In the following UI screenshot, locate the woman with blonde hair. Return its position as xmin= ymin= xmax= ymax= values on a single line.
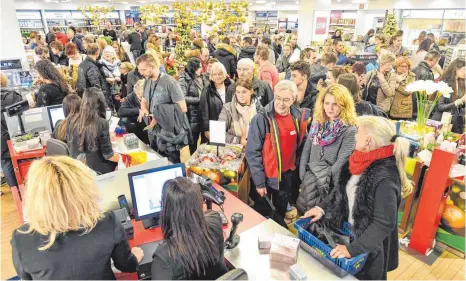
xmin=304 ymin=115 xmax=412 ymax=280
xmin=389 ymin=56 xmax=416 ymax=119
xmin=363 ymin=52 xmax=396 ymax=113
xmin=11 ymin=156 xmax=144 ymax=279
xmin=96 ymin=37 xmax=108 ymax=54
xmin=297 ymin=84 xmax=357 ymax=213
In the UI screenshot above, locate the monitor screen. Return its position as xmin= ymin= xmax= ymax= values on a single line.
xmin=128 ymin=164 xmax=186 ymax=220
xmin=47 ymin=105 xmax=65 ymax=130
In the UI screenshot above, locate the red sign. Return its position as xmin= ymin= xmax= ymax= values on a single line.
xmin=315 ymin=17 xmax=327 ymax=35
xmin=330 ymin=12 xmax=342 ymax=19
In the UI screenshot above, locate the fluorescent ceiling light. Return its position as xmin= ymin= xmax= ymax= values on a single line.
xmin=256 ymin=0 xmax=266 ymax=3
xmin=296 ymin=1 xmax=300 ymax=4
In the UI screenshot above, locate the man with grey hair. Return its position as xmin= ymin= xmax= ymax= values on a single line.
xmin=226 ymin=58 xmax=274 ymax=107
xmin=412 ymin=50 xmax=441 ymax=81
xmin=246 ymin=80 xmax=311 ymax=227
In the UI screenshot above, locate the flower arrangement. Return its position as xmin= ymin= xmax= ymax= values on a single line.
xmin=406 ymin=80 xmax=453 ymax=133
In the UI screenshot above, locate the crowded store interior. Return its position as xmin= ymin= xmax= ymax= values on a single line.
xmin=0 ymin=0 xmax=465 ymax=280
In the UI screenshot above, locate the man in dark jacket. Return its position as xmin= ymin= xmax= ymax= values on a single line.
xmin=226 ymin=58 xmax=273 ymax=108
xmin=238 ymin=37 xmax=256 ymax=60
xmin=103 ymin=21 xmax=118 ymax=42
xmin=412 ymin=50 xmax=441 ymax=81
xmin=127 ymin=25 xmax=144 ymax=60
xmin=0 ymin=74 xmax=22 ymax=189
xmin=213 ymin=37 xmax=237 ymax=78
xmin=77 ymin=43 xmax=108 ymax=97
xmin=246 ymin=80 xmax=311 ymax=227
xmin=289 ymin=61 xmax=316 ymax=113
xmin=75 ymin=28 xmax=85 ymax=41
xmin=207 ymin=35 xmax=217 ymax=55
xmin=66 ymin=27 xmax=85 ymax=54
xmin=118 ymin=80 xmax=148 ymax=144
xmin=126 ymin=67 xmax=144 ymax=95
xmin=50 ymin=41 xmax=69 ymax=66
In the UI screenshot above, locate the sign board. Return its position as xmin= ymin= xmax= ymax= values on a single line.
xmin=71 ymin=11 xmax=85 ymax=19
xmin=255 ymin=12 xmax=267 ymax=18
xmin=16 ymin=11 xmax=42 ymax=20
xmin=45 ymin=11 xmax=72 ymax=19
xmin=315 ymin=17 xmax=327 ymax=35
xmin=209 ymin=120 xmax=226 ymax=146
xmin=0 ymin=59 xmax=22 ymax=71
xmin=330 ymin=11 xmax=342 ymax=19
xmin=267 ymin=11 xmax=278 ymax=17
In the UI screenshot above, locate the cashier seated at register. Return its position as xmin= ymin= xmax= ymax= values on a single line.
xmin=67 ymin=87 xmax=120 ymax=174
xmin=11 ymin=156 xmax=144 ymax=280
xmin=151 ymin=177 xmax=228 ymax=280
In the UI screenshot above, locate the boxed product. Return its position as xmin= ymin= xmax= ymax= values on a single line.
xmin=269 ymin=234 xmax=300 ymax=264
xmin=289 ymin=264 xmax=307 ymax=281
xmin=258 ymin=235 xmax=273 ymax=249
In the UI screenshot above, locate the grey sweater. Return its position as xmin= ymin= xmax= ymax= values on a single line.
xmin=297 ymin=125 xmax=356 ymax=213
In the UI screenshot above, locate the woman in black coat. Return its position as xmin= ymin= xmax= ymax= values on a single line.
xmin=118 ymin=80 xmax=149 ymax=144
xmin=431 ymin=58 xmax=465 ymax=133
xmin=67 ymin=87 xmax=120 ymax=175
xmin=303 ymin=116 xmax=413 ymax=280
xmin=213 ymin=39 xmax=237 ymax=78
xmin=179 ymin=58 xmax=207 ymax=154
xmin=199 ymin=62 xmax=232 ymax=143
xmin=34 ymin=60 xmax=71 ymax=107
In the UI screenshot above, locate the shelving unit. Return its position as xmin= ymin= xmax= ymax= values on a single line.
xmin=254 ymin=11 xmax=278 ymax=31
xmin=17 ymin=11 xmax=46 ymax=35
xmin=328 ymin=18 xmax=356 ymax=38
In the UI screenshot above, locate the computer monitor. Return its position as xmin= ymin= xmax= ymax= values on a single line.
xmin=128 ymin=163 xmax=186 ymax=229
xmin=46 ymin=105 xmax=65 ymax=130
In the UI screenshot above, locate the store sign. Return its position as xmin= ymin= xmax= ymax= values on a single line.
xmin=0 ymin=59 xmax=22 ymax=71
xmin=315 ymin=17 xmax=327 ymax=35
xmin=17 ymin=11 xmax=42 ymax=20
xmin=256 ymin=12 xmax=267 ymax=18
xmin=45 ymin=11 xmax=72 ymax=19
xmin=267 ymin=11 xmax=278 ymax=17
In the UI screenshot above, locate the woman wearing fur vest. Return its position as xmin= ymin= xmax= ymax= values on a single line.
xmin=303 ymin=116 xmax=413 ymax=280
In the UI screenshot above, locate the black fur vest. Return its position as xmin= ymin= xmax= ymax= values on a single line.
xmin=321 ymin=156 xmax=401 ymax=237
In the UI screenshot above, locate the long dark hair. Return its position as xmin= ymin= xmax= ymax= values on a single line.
xmin=338 ymin=73 xmax=360 ymax=103
xmin=57 ymin=94 xmax=82 ymax=142
xmin=186 ymin=58 xmax=202 ymax=79
xmin=442 ymin=58 xmax=466 ymax=100
xmin=161 ymin=177 xmax=219 ymax=277
xmin=67 ymin=88 xmax=107 ymax=152
xmin=34 ymin=60 xmax=71 ymax=95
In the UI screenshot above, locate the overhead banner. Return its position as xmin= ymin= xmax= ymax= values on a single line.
xmin=315 ymin=17 xmax=327 ymax=35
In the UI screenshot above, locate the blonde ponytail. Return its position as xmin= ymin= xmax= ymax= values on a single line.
xmin=393 ymin=136 xmax=413 ymax=198
xmin=356 ymin=116 xmax=413 ymax=198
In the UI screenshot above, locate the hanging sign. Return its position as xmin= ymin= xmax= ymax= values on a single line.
xmin=315 ymin=17 xmax=327 ymax=35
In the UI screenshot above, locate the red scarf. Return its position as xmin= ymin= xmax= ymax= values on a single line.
xmin=349 ymin=144 xmax=394 ymax=175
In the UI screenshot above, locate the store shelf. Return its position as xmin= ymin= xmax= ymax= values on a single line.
xmin=20 ymin=27 xmax=44 ymax=29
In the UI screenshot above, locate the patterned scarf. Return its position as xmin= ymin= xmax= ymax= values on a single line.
xmin=309 ymin=119 xmax=346 ymax=146
xmin=232 ymin=96 xmax=257 ymax=138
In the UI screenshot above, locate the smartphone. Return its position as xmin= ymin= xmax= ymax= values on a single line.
xmin=118 ymin=194 xmax=133 ymax=219
xmin=142 ymin=115 xmax=153 ymax=126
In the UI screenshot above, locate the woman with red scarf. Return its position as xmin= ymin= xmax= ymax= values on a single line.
xmin=303 ymin=116 xmax=413 ymax=280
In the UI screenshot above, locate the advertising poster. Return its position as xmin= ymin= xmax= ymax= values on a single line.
xmin=315 ymin=17 xmax=327 ymax=35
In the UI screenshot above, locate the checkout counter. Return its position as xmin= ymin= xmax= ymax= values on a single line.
xmin=7 ymin=107 xmax=356 ymax=281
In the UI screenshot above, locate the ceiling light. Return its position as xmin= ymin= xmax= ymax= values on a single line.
xmin=256 ymin=0 xmax=266 ymax=3
xmin=296 ymin=1 xmax=300 ymax=4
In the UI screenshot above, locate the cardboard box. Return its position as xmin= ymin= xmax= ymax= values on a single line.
xmin=269 ymin=234 xmax=300 ymax=264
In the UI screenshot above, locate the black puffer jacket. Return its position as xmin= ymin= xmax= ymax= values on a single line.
xmin=214 ymin=43 xmax=237 ymax=78
xmin=77 ymin=56 xmax=109 ymax=97
xmin=412 ymin=61 xmax=434 ymax=81
xmin=199 ymin=79 xmax=232 ymax=133
xmin=52 ymin=51 xmax=69 ymax=66
xmin=1 ymin=89 xmax=23 ymax=159
xmin=318 ymin=157 xmax=401 ymax=280
xmin=126 ymin=68 xmax=144 ymax=95
xmin=238 ymin=46 xmax=256 ymax=60
xmin=178 ymin=71 xmax=206 ymax=133
xmin=226 ymin=78 xmax=274 ymax=108
xmin=356 ymin=101 xmax=387 ymax=117
xmin=127 ymin=32 xmax=143 ymax=51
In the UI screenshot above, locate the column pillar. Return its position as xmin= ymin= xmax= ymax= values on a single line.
xmin=0 ymin=0 xmax=26 ymax=65
xmin=298 ymin=0 xmax=331 ymax=46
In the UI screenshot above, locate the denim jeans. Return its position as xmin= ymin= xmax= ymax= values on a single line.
xmin=1 ymin=158 xmax=17 ymax=187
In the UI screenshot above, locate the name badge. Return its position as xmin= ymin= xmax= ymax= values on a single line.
xmin=290 ymin=131 xmax=296 ymax=136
